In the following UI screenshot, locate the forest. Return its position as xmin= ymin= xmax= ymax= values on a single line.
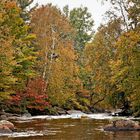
xmin=0 ymin=0 xmax=140 ymax=117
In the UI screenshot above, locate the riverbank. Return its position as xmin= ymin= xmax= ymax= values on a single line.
xmin=0 ymin=109 xmax=139 ymax=121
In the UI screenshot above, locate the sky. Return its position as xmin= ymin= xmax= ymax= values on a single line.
xmin=32 ymin=0 xmax=112 ymax=30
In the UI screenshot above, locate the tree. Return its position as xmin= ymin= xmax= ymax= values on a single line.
xmin=104 ymin=0 xmax=140 ymax=30
xmin=8 ymin=3 xmax=37 ymax=92
xmin=0 ymin=1 xmax=18 ymax=102
xmin=68 ymin=6 xmax=94 ymax=52
xmin=110 ymin=30 xmax=140 ymax=115
xmin=63 ymin=6 xmax=94 ymax=108
xmin=16 ymin=0 xmax=37 ymax=21
xmin=127 ymin=0 xmax=140 ymax=29
xmin=83 ymin=18 xmax=123 ymax=108
xmin=31 ymin=5 xmax=80 ymax=107
xmin=0 ymin=0 xmax=37 ymax=112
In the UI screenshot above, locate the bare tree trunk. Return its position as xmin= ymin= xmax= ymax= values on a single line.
xmin=46 ymin=25 xmax=56 ymax=84
xmin=42 ymin=25 xmax=56 ymax=92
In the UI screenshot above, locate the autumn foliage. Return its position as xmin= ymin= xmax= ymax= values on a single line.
xmin=7 ymin=77 xmax=49 ymax=112
xmin=0 ymin=0 xmax=140 ymax=116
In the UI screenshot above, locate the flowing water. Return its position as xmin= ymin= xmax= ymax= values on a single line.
xmin=0 ymin=113 xmax=140 ymax=140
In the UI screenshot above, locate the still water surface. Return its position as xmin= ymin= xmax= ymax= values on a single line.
xmin=0 ymin=114 xmax=140 ymax=140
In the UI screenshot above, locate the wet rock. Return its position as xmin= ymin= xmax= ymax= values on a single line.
xmin=104 ymin=120 xmax=140 ymax=131
xmin=0 ymin=115 xmax=8 ymax=120
xmin=0 ymin=111 xmax=20 ymax=120
xmin=90 ymin=108 xmax=105 ymax=113
xmin=0 ymin=120 xmax=15 ymax=130
xmin=111 ymin=109 xmax=123 ymax=116
xmin=111 ymin=108 xmax=131 ymax=117
xmin=0 ymin=125 xmax=12 ymax=133
xmin=22 ymin=113 xmax=32 ymax=117
xmin=0 ymin=120 xmax=15 ymax=133
xmin=67 ymin=110 xmax=85 ymax=115
xmin=55 ymin=107 xmax=66 ymax=115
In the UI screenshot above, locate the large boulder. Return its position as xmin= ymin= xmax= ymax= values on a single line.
xmin=104 ymin=120 xmax=140 ymax=131
xmin=0 ymin=120 xmax=15 ymax=133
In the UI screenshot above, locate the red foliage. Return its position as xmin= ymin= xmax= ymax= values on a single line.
xmin=7 ymin=77 xmax=49 ymax=111
xmin=25 ymin=77 xmax=49 ymax=110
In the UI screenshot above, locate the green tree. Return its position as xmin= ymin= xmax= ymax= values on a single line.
xmin=67 ymin=6 xmax=94 ymax=101
xmin=69 ymin=6 xmax=94 ymax=52
xmin=16 ymin=0 xmax=36 ymax=20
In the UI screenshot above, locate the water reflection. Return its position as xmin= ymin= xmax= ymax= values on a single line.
xmin=0 ymin=116 xmax=140 ymax=140
xmin=108 ymin=131 xmax=140 ymax=140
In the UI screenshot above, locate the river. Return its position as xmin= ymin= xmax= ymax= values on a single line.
xmin=0 ymin=113 xmax=140 ymax=140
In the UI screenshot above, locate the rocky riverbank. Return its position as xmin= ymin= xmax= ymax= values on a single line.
xmin=0 ymin=110 xmax=140 ymax=136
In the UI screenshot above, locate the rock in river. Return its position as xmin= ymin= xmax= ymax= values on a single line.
xmin=104 ymin=120 xmax=140 ymax=131
xmin=0 ymin=120 xmax=15 ymax=133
